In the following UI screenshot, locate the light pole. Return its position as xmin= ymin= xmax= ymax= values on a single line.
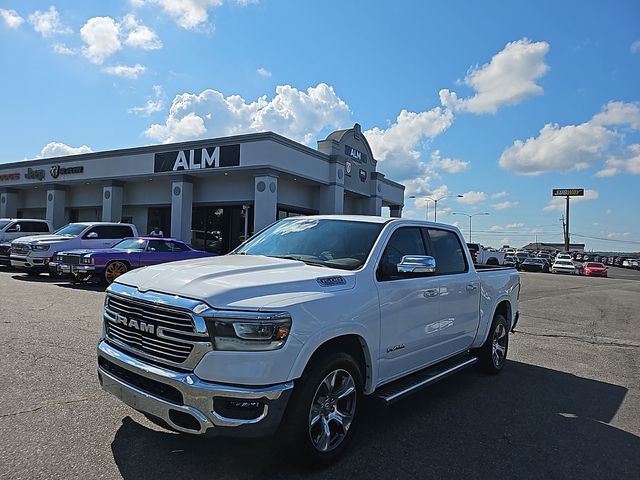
xmin=452 ymin=212 xmax=489 ymax=242
xmin=410 ymin=194 xmax=464 ymax=222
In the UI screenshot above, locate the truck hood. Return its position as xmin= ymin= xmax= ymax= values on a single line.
xmin=12 ymin=234 xmax=74 ymax=245
xmin=114 ymin=254 xmax=356 ymax=310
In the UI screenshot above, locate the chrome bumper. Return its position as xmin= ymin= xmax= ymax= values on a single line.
xmin=50 ymin=262 xmax=95 ymax=273
xmin=10 ymin=255 xmax=48 ymax=270
xmin=97 ymin=341 xmax=293 ymax=437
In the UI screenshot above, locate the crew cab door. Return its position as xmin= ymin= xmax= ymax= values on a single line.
xmin=375 ymin=226 xmax=442 ymax=382
xmin=425 ymin=228 xmax=481 ymax=354
xmin=81 ymin=225 xmax=136 ymax=249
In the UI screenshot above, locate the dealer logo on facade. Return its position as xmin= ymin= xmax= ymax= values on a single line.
xmin=49 ymin=165 xmax=84 ymax=179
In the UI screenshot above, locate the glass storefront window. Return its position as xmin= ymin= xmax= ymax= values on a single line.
xmin=192 ymin=205 xmax=253 ymax=254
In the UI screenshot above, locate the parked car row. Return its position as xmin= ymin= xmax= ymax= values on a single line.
xmin=574 ymin=253 xmax=640 ymax=269
xmin=0 ymin=218 xmax=214 ymax=285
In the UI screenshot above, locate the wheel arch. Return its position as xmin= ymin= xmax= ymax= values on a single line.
xmin=291 ymin=334 xmax=374 ymax=394
xmin=493 ymin=299 xmax=513 ymax=329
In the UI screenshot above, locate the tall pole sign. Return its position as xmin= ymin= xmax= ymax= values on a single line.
xmin=552 ymin=189 xmax=584 ymax=251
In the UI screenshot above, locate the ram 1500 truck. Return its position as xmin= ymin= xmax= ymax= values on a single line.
xmin=10 ymin=222 xmax=138 ymax=276
xmin=97 ymin=216 xmax=520 ymax=463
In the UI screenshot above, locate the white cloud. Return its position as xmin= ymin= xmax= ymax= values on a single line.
xmin=0 ymin=8 xmax=24 ymax=29
xmin=596 ymin=144 xmax=640 ymax=176
xmin=499 ymin=101 xmax=640 ymax=175
xmin=121 ymin=14 xmax=162 ymax=50
xmin=257 ymin=67 xmax=272 ymax=78
xmin=491 ymin=200 xmax=519 ymax=210
xmin=102 ymin=64 xmax=147 ymax=79
xmin=129 ymin=85 xmax=166 ymax=116
xmin=234 ymin=0 xmax=259 ymax=5
xmin=28 ymin=6 xmax=71 ymax=37
xmin=457 ymin=190 xmax=487 ymax=205
xmin=39 ymin=142 xmax=92 ymax=158
xmin=365 ymin=107 xmax=454 ymax=189
xmin=631 ymin=40 xmax=640 ymax=54
xmin=429 ymin=150 xmax=469 ymax=173
xmin=491 ymin=191 xmax=508 ymax=199
xmin=439 ymin=39 xmax=550 ymax=114
xmin=506 ymin=223 xmax=525 ymax=229
xmin=144 ymin=83 xmax=351 ymax=145
xmin=606 ymin=209 xmax=613 ymax=214
xmin=80 ymin=17 xmax=121 ymax=64
xmin=53 ymin=43 xmax=75 ymax=55
xmin=543 ymin=189 xmax=599 ymax=211
xmin=131 ymin=0 xmax=223 ymax=30
xmin=591 ymin=101 xmax=640 ymax=130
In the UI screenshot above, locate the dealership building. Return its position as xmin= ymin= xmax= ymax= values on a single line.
xmin=0 ymin=124 xmax=405 ymax=253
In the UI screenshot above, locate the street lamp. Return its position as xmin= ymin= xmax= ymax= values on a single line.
xmin=452 ymin=212 xmax=489 ymax=242
xmin=409 ymin=194 xmax=464 ymax=222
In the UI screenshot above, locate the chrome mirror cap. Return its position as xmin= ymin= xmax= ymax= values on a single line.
xmin=397 ymin=255 xmax=436 ymax=274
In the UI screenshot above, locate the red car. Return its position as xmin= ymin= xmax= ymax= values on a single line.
xmin=582 ymin=262 xmax=608 ymax=277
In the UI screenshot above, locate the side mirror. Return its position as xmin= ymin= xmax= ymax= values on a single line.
xmin=397 ymin=255 xmax=436 ymax=274
xmin=86 ymin=232 xmax=98 ymax=239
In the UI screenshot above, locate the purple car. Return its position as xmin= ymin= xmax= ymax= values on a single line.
xmin=50 ymin=237 xmax=215 ymax=284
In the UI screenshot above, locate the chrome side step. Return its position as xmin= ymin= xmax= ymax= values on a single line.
xmin=372 ymin=355 xmax=478 ymax=405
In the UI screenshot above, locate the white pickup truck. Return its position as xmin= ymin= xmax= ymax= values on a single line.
xmin=10 ymin=222 xmax=138 ymax=276
xmin=97 ymin=216 xmax=520 ymax=463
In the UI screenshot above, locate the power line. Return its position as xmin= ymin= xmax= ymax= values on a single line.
xmin=571 ymin=233 xmax=640 ymax=245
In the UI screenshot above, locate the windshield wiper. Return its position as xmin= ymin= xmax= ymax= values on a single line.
xmin=270 ymin=255 xmax=329 ymax=268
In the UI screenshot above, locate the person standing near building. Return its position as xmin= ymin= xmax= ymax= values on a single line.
xmin=149 ymin=226 xmax=164 ymax=237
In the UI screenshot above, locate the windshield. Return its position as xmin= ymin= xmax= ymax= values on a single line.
xmin=556 ymin=260 xmax=574 ymax=265
xmin=54 ymin=224 xmax=86 ymax=237
xmin=113 ymin=238 xmax=147 ymax=251
xmin=0 ymin=220 xmax=11 ymax=230
xmin=233 ymin=218 xmax=385 ymax=270
xmin=586 ymin=262 xmax=604 ymax=268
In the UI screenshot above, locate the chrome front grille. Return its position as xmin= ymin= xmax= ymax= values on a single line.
xmin=11 ymin=243 xmax=29 ymax=255
xmin=104 ymin=294 xmax=209 ymax=366
xmin=61 ymin=255 xmax=81 ymax=265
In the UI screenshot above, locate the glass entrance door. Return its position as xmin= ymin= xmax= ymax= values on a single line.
xmin=191 ymin=205 xmax=253 ymax=254
xmin=147 ymin=207 xmax=171 ymax=237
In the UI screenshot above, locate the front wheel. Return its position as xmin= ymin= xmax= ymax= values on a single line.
xmin=104 ymin=261 xmax=128 ymax=284
xmin=281 ymin=352 xmax=363 ymax=465
xmin=477 ymin=314 xmax=509 ymax=374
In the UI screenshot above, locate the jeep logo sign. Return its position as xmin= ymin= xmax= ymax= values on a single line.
xmin=154 ymin=144 xmax=240 ymax=173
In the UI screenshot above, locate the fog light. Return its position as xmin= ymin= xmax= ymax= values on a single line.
xmin=213 ymin=398 xmax=264 ymax=420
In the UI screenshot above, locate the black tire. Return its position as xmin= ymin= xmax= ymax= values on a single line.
xmin=49 ymin=271 xmax=63 ymax=279
xmin=476 ymin=314 xmax=509 ymax=374
xmin=281 ymin=351 xmax=363 ymax=465
xmin=487 ymin=257 xmax=499 ymax=266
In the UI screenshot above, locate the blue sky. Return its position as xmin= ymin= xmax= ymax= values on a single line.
xmin=1 ymin=0 xmax=639 ymax=251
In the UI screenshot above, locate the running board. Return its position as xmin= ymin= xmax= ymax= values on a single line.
xmin=372 ymin=355 xmax=478 ymax=405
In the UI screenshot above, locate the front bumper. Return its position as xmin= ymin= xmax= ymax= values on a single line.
xmin=97 ymin=341 xmax=293 ymax=437
xmin=50 ymin=261 xmax=96 ymax=275
xmin=10 ymin=255 xmax=49 ymax=271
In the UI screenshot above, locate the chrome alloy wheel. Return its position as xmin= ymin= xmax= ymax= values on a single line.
xmin=308 ymin=369 xmax=357 ymax=453
xmin=492 ymin=323 xmax=507 ymax=368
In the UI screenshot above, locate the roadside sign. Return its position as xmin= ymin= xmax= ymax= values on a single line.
xmin=552 ymin=188 xmax=584 ymax=196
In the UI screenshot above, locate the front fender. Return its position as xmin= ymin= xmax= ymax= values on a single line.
xmin=288 ymin=323 xmax=379 ymax=394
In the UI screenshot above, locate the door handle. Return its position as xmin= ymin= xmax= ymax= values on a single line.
xmin=422 ymin=288 xmax=440 ymax=298
xmin=466 ymin=284 xmax=478 ymax=292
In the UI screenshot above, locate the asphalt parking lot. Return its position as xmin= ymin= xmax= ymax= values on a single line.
xmin=1 ymin=267 xmax=639 ymax=479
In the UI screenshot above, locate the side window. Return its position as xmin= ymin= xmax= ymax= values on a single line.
xmin=85 ymin=225 xmax=134 ymax=239
xmin=377 ymin=227 xmax=427 ymax=281
xmin=110 ymin=226 xmax=135 ymax=239
xmin=426 ymin=228 xmax=468 ymax=275
xmin=147 ymin=240 xmax=172 ymax=252
xmin=170 ymin=242 xmax=189 ymax=252
xmin=83 ymin=226 xmax=108 ymax=239
xmin=6 ymin=222 xmax=20 ymax=232
xmin=29 ymin=221 xmax=50 ymax=232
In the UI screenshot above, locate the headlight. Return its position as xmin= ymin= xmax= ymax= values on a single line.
xmin=31 ymin=244 xmax=50 ymax=251
xmin=55 ymin=254 xmax=63 ymax=262
xmin=204 ymin=312 xmax=291 ymax=351
xmin=81 ymin=255 xmax=93 ymax=264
